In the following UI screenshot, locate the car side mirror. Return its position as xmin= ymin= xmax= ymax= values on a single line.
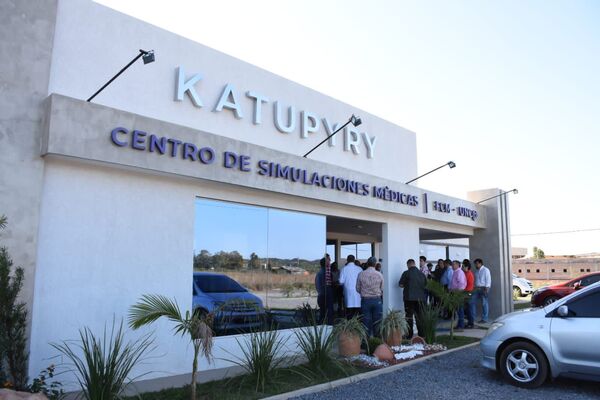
xmin=557 ymin=305 xmax=569 ymax=317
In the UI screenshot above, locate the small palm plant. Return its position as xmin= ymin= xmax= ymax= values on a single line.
xmin=226 ymin=327 xmax=288 ymax=392
xmin=419 ymin=301 xmax=440 ymax=344
xmin=293 ymin=312 xmax=338 ymax=375
xmin=128 ymin=295 xmax=214 ymax=400
xmin=426 ymin=280 xmax=468 ymax=340
xmin=51 ymin=320 xmax=154 ymax=400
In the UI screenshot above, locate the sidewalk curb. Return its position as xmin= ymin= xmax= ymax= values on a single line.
xmin=263 ymin=341 xmax=481 ymax=400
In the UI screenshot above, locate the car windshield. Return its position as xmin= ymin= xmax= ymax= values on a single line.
xmin=194 ymin=275 xmax=247 ymax=293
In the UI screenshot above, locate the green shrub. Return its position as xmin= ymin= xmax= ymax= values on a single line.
xmin=293 ymin=313 xmax=338 ymax=374
xmin=379 ymin=309 xmax=408 ymax=342
xmin=228 ymin=328 xmax=288 ymax=392
xmin=282 ymin=283 xmax=295 ymax=298
xmin=52 ymin=320 xmax=154 ymax=400
xmin=0 ymin=215 xmax=29 ymax=390
xmin=367 ymin=337 xmax=383 ymax=354
xmin=419 ymin=301 xmax=440 ymax=344
xmin=426 ymin=280 xmax=467 ymax=339
xmin=28 ymin=365 xmax=66 ymax=400
xmin=332 ymin=316 xmax=367 ymax=343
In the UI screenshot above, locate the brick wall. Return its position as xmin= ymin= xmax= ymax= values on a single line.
xmin=513 ymin=258 xmax=600 ymax=280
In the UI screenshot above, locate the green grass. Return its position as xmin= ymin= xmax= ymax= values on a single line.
xmin=126 ymin=363 xmax=371 ymax=400
xmin=514 ymin=302 xmax=531 ymax=311
xmin=435 ymin=335 xmax=480 ymax=349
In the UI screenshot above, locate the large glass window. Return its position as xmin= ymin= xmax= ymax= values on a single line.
xmin=340 ymin=242 xmax=373 ymax=262
xmin=193 ymin=198 xmax=325 ymax=335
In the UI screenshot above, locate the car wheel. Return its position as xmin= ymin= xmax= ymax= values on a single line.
xmin=543 ymin=296 xmax=559 ymax=306
xmin=513 ymin=286 xmax=522 ymax=298
xmin=499 ymin=342 xmax=548 ymax=388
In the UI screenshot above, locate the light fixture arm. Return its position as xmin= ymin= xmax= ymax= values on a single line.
xmin=405 ymin=161 xmax=456 ymax=185
xmin=87 ymin=49 xmax=153 ymax=102
xmin=303 ymin=114 xmax=361 ymax=158
xmin=476 ymin=189 xmax=518 ymax=204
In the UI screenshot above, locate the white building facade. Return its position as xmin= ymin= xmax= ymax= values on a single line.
xmin=0 ymin=0 xmax=513 ymax=390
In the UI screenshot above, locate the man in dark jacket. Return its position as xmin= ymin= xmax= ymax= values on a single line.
xmin=399 ymin=258 xmax=427 ymax=338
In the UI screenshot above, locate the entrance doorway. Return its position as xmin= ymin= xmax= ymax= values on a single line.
xmin=326 ymin=216 xmax=383 ymax=265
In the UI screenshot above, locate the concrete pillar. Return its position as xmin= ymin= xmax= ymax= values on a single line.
xmin=0 ymin=0 xmax=58 ymax=354
xmin=382 ymin=218 xmax=420 ymax=313
xmin=468 ymin=188 xmax=513 ymax=319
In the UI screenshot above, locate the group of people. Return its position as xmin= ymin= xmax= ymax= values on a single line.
xmin=315 ymin=253 xmax=492 ymax=339
xmin=401 ymin=256 xmax=492 ymax=337
xmin=315 ymin=254 xmax=383 ymax=336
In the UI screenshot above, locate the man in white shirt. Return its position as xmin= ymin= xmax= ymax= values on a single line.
xmin=339 ymin=254 xmax=362 ymax=318
xmin=470 ymin=258 xmax=492 ymax=323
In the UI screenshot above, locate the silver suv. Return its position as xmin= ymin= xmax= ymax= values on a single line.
xmin=512 ymin=273 xmax=533 ymax=297
xmin=481 ymin=281 xmax=600 ymax=387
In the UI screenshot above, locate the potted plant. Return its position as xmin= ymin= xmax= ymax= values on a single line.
xmin=380 ymin=309 xmax=408 ymax=347
xmin=333 ymin=316 xmax=367 ymax=357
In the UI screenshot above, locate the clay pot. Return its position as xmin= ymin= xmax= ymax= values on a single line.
xmin=0 ymin=389 xmax=48 ymax=400
xmin=411 ymin=336 xmax=426 ymax=345
xmin=337 ymin=332 xmax=362 ymax=356
xmin=384 ymin=330 xmax=403 ymax=347
xmin=373 ymin=344 xmax=395 ymax=362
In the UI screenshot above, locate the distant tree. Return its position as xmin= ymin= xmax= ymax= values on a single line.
xmin=248 ymin=252 xmax=261 ymax=269
xmin=227 ymin=251 xmax=244 ymax=269
xmin=193 ymin=250 xmax=212 ymax=270
xmin=533 ymin=246 xmax=545 ymax=259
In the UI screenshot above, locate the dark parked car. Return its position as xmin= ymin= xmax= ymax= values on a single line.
xmin=192 ymin=272 xmax=265 ymax=333
xmin=531 ymin=272 xmax=600 ymax=307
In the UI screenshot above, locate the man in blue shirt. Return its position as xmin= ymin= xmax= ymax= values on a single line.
xmin=440 ymin=259 xmax=454 ymax=289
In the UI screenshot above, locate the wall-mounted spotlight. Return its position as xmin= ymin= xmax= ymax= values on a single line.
xmin=477 ymin=188 xmax=518 ymax=204
xmin=87 ymin=49 xmax=155 ymax=102
xmin=303 ymin=114 xmax=362 ymax=158
xmin=405 ymin=161 xmax=456 ymax=185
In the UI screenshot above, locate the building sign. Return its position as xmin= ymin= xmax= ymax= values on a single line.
xmin=432 ymin=200 xmax=478 ymax=221
xmin=109 ymin=127 xmax=429 ymax=210
xmin=174 ymin=66 xmax=378 ymax=159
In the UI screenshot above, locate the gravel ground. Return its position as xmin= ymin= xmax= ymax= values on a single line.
xmin=293 ymin=346 xmax=600 ymax=400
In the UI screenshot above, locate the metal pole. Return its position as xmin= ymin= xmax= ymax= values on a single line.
xmin=303 ymin=119 xmax=352 ymax=158
xmin=87 ymin=50 xmax=147 ymax=102
xmin=405 ymin=164 xmax=449 ymax=184
xmin=476 ymin=189 xmax=517 ymax=204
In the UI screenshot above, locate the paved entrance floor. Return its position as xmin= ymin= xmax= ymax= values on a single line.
xmin=293 ymin=346 xmax=600 ymax=400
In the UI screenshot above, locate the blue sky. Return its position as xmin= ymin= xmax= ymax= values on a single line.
xmin=194 ymin=199 xmax=325 ymax=260
xmin=100 ymin=0 xmax=600 ymax=255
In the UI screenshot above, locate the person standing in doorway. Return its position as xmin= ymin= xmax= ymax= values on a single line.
xmin=331 ymin=261 xmax=344 ymax=318
xmin=315 ymin=255 xmax=335 ymax=325
xmin=440 ymin=259 xmax=454 ymax=289
xmin=356 ymin=256 xmax=384 ymax=337
xmin=339 ymin=255 xmax=362 ymax=319
xmin=419 ymin=256 xmax=431 ymax=278
xmin=440 ymin=259 xmax=454 ymax=319
xmin=462 ymin=259 xmax=475 ymax=328
xmin=432 ymin=259 xmax=445 ymax=282
xmin=471 ymin=258 xmax=492 ymax=323
xmin=399 ymin=259 xmax=427 ymax=339
xmin=449 ymin=260 xmax=467 ymax=330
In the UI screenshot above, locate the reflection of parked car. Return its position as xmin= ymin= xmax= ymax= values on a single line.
xmin=481 ymin=282 xmax=600 ymax=388
xmin=192 ymin=272 xmax=265 ymax=332
xmin=531 ymin=272 xmax=600 ymax=307
xmin=512 ymin=273 xmax=533 ymax=297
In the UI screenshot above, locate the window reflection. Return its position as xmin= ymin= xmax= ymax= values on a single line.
xmin=340 ymin=242 xmax=374 ymax=264
xmin=193 ymin=198 xmax=325 ymax=335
